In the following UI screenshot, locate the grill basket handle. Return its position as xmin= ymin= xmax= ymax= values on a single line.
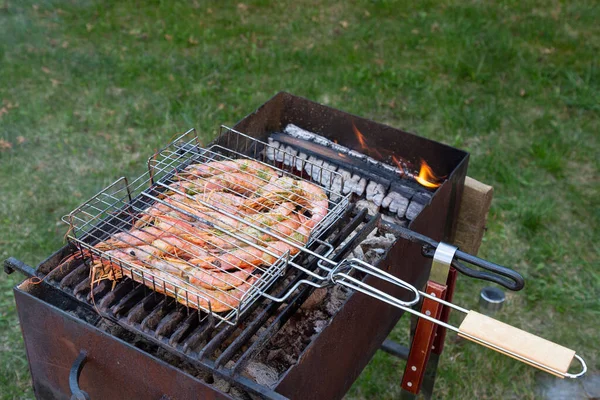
xmin=458 ymin=311 xmax=587 ymax=379
xmin=329 ymin=258 xmax=421 ymax=308
xmin=328 ymin=258 xmax=586 ymax=380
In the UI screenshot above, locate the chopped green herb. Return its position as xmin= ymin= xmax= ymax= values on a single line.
xmin=257 ymin=170 xmax=269 ymax=180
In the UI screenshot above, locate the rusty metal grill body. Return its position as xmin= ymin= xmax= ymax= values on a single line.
xmin=8 ymin=93 xmax=469 ymax=400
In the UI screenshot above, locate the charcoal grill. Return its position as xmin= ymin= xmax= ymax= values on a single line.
xmin=5 ymin=92 xmax=586 ymax=399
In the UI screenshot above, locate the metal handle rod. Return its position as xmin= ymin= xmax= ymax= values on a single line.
xmin=261 ymin=239 xmax=336 ymax=303
xmin=330 ymin=258 xmax=421 ymax=307
xmin=332 ymin=272 xmax=421 ymax=309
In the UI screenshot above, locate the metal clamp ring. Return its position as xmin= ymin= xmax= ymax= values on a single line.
xmin=430 ymin=242 xmax=458 ymax=284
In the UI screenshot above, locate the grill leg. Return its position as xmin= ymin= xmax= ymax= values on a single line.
xmin=400 ymin=281 xmax=447 ymax=397
xmin=421 ymin=268 xmax=458 ymax=399
xmin=400 ymin=389 xmax=418 ymax=400
xmin=382 ymin=269 xmax=458 ymax=398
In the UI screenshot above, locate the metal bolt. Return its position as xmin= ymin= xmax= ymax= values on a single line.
xmin=411 ymin=366 xmax=417 ymax=371
xmin=407 ymin=382 xmax=413 ymax=387
xmin=425 ymin=310 xmax=431 ymax=316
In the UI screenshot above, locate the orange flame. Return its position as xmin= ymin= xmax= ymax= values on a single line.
xmin=352 ymin=122 xmax=383 ymax=158
xmin=352 ymin=122 xmax=368 ymax=151
xmin=415 ymin=159 xmax=443 ymax=189
xmin=354 ymin=123 xmax=443 ymax=189
xmin=391 ymin=155 xmax=405 ymax=175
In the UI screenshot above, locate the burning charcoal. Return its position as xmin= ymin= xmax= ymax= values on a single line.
xmin=372 ymin=193 xmax=385 ymax=207
xmin=244 ymin=362 xmax=279 ymax=387
xmin=275 ymin=147 xmax=285 ymax=162
xmin=319 ymin=161 xmax=336 ymax=188
xmin=396 ymin=201 xmax=410 ymax=218
xmin=412 ymin=190 xmax=433 ymax=205
xmin=348 ymin=149 xmax=367 ymax=161
xmin=382 ymin=192 xmax=410 ymax=216
xmin=355 ymin=199 xmax=379 ymax=215
xmin=365 ymin=181 xmax=377 ymax=201
xmin=380 ymin=213 xmax=408 ymax=226
xmin=360 ymin=236 xmax=396 ymax=250
xmin=331 ymin=142 xmax=350 ymax=155
xmin=341 ymin=172 xmax=357 ymax=194
xmin=213 ymin=378 xmax=231 ymax=393
xmin=305 ymin=155 xmax=317 ymax=175
xmin=381 ymin=192 xmax=395 ymax=208
xmin=335 ymin=169 xmax=352 ymax=193
xmin=295 ymin=152 xmax=308 ymax=171
xmin=353 ymin=177 xmax=367 ymax=196
xmin=314 ymin=319 xmax=328 ymax=334
xmin=331 ymin=175 xmax=343 ymax=196
xmin=405 ymin=200 xmax=425 ymax=220
xmin=266 ymin=139 xmax=280 ymax=161
xmin=301 ymin=288 xmax=328 ymax=310
xmin=365 ymin=248 xmax=386 ymax=264
xmin=283 ymin=145 xmax=297 ymax=166
xmin=313 ymin=135 xmax=332 ymax=148
xmin=390 ymin=181 xmax=415 ymax=200
xmin=284 ymin=123 xmax=316 ymax=141
xmin=391 ymin=197 xmax=409 ymax=215
xmin=366 ymin=181 xmax=387 ymax=203
xmin=352 ymin=245 xmax=365 ymax=261
xmin=310 ymin=158 xmax=324 ymax=182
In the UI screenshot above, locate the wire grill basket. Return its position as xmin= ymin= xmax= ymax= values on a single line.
xmin=63 ymin=127 xmax=350 ymax=325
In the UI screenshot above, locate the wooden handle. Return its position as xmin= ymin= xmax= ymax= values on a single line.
xmin=458 ymin=311 xmax=575 ymax=378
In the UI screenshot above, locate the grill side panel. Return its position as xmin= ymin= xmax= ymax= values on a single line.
xmin=275 ymin=238 xmax=427 ymax=400
xmin=14 ymin=285 xmax=234 ymax=400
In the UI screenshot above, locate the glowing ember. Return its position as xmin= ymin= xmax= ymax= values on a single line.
xmin=415 ymin=159 xmax=443 ymax=189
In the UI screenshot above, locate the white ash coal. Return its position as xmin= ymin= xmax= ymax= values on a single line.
xmin=243 ymin=225 xmax=397 ymax=386
xmin=354 ymin=199 xmax=408 ymax=227
xmin=343 ymin=219 xmax=398 ymax=262
xmin=246 ymin=284 xmax=352 ymax=383
xmin=266 ymin=124 xmax=433 ymax=222
xmin=243 ymin=362 xmax=279 ymax=387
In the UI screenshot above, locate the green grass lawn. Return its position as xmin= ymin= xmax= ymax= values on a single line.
xmin=1 ymin=0 xmax=598 ymax=398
